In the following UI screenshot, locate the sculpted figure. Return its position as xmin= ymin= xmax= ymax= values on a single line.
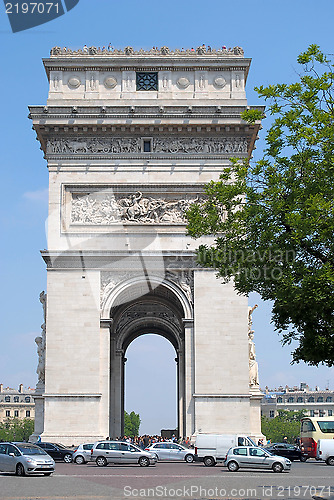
xmin=36 ymin=291 xmax=47 ymax=384
xmin=248 ymin=305 xmax=259 ymax=387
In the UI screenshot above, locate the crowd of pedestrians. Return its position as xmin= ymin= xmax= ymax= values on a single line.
xmin=105 ymin=435 xmax=193 ymax=449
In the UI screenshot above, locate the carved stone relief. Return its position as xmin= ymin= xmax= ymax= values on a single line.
xmin=100 ymin=271 xmax=143 ymax=309
xmin=104 ymin=76 xmax=117 ymax=89
xmin=248 ymin=304 xmax=259 ymax=387
xmin=165 ymin=269 xmax=194 ymax=305
xmin=114 ymin=302 xmax=182 ymax=336
xmin=35 ymin=291 xmax=46 ymax=385
xmin=47 ymin=137 xmax=248 ymax=156
xmin=177 ymin=77 xmax=191 ymax=89
xmin=71 ymin=191 xmax=202 ymax=225
xmin=68 ymin=77 xmax=81 ymax=89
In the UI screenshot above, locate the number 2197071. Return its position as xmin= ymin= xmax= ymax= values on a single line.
xmin=6 ymin=3 xmax=60 ymax=14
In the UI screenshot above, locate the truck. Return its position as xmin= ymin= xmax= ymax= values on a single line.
xmin=194 ymin=433 xmax=256 ymax=466
xmin=316 ymin=439 xmax=334 ymax=465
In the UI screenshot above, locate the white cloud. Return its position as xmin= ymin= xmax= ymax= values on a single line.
xmin=23 ymin=188 xmax=48 ymax=203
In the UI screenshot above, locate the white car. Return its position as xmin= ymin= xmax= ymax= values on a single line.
xmin=145 ymin=442 xmax=195 ymax=462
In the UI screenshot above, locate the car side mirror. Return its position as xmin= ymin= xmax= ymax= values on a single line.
xmin=9 ymin=453 xmax=15 ymax=457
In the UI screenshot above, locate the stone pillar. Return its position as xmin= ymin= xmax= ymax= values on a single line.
xmin=184 ymin=319 xmax=195 ymax=437
xmin=109 ymin=343 xmax=123 ymax=439
xmin=99 ymin=319 xmax=112 ymax=440
xmin=177 ymin=347 xmax=185 ymax=438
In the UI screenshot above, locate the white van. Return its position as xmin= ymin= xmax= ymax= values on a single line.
xmin=316 ymin=439 xmax=334 ymax=465
xmin=194 ymin=434 xmax=256 ymax=466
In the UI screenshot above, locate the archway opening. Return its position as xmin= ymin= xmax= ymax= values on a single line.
xmin=108 ymin=281 xmax=188 ymax=439
xmin=125 ymin=334 xmax=177 ymax=435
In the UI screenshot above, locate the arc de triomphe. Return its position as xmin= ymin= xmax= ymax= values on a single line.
xmin=29 ymin=45 xmax=263 ymax=444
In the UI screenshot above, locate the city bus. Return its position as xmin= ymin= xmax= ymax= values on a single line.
xmin=300 ymin=417 xmax=334 ymax=458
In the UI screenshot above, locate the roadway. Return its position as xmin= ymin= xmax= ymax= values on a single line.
xmin=0 ymin=460 xmax=333 ymax=500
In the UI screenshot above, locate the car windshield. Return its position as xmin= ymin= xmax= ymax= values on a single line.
xmin=16 ymin=445 xmax=47 ymax=455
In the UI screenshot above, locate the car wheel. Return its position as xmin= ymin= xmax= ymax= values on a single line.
xmin=227 ymin=460 xmax=239 ymax=472
xmin=185 ymin=454 xmax=194 ymax=463
xmin=63 ymin=453 xmax=72 ymax=463
xmin=16 ymin=463 xmax=25 ymax=476
xmin=300 ymin=455 xmax=307 ymax=462
xmin=139 ymin=456 xmax=150 ymax=467
xmin=326 ymin=456 xmax=334 ymax=466
xmin=203 ymin=456 xmax=216 ymax=467
xmin=43 ymin=472 xmax=53 ymax=476
xmin=96 ymin=456 xmax=108 ymax=467
xmin=272 ymin=462 xmax=283 ymax=473
xmin=74 ymin=455 xmax=85 ymax=465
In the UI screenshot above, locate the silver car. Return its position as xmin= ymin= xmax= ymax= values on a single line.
xmin=225 ymin=446 xmax=291 ymax=472
xmin=72 ymin=443 xmax=94 ymax=464
xmin=145 ymin=442 xmax=195 ymax=462
xmin=0 ymin=442 xmax=55 ymax=476
xmin=91 ymin=441 xmax=156 ymax=467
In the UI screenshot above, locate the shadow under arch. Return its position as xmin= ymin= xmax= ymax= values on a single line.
xmin=105 ymin=277 xmax=192 ymax=438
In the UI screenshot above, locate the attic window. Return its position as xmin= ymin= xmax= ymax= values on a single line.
xmin=136 ymin=72 xmax=158 ymax=91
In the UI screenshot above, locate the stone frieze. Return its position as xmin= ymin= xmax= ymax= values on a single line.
xmin=47 ymin=137 xmax=248 ymax=155
xmin=71 ymin=191 xmax=202 ymax=225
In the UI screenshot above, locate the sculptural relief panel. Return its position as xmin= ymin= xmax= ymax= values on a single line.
xmin=70 ymin=190 xmax=202 ymax=226
xmin=47 ymin=136 xmax=249 ymax=156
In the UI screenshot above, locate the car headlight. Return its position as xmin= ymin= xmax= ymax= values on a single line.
xmin=26 ymin=458 xmax=37 ymax=464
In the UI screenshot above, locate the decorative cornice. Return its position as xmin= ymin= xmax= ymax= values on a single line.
xmin=49 ymin=46 xmax=244 ymax=58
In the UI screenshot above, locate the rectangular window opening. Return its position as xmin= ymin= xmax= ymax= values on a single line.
xmin=143 ymin=139 xmax=151 ymax=152
xmin=136 ymin=72 xmax=158 ymax=91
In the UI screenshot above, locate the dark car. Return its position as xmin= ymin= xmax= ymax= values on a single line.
xmin=35 ymin=442 xmax=73 ymax=463
xmin=265 ymin=443 xmax=308 ymax=462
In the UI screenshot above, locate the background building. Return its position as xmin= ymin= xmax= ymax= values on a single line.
xmin=0 ymin=384 xmax=35 ymax=422
xmin=261 ymin=383 xmax=334 ymax=418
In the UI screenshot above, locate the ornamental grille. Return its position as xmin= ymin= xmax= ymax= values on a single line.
xmin=136 ymin=72 xmax=158 ymax=91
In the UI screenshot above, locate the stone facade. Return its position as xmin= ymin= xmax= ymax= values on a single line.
xmin=261 ymin=384 xmax=334 ymax=419
xmin=29 ymin=46 xmax=264 ymax=444
xmin=0 ymin=384 xmax=35 ymax=422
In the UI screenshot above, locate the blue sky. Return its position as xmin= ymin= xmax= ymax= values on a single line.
xmin=0 ymin=0 xmax=333 ymax=435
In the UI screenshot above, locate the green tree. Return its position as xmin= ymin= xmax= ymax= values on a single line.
xmin=0 ymin=418 xmax=34 ymax=441
xmin=187 ymin=45 xmax=334 ymax=366
xmin=261 ymin=410 xmax=306 ymax=443
xmin=124 ymin=411 xmax=141 ymax=437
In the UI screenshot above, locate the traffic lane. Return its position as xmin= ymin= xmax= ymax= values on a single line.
xmin=0 ymin=460 xmax=333 ymax=500
xmin=53 ymin=460 xmax=334 ymax=495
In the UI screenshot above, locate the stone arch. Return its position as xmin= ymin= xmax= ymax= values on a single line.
xmin=106 ymin=277 xmax=190 ymax=438
xmin=101 ymin=275 xmax=193 ymax=321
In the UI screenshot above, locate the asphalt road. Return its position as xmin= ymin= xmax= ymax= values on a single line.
xmin=0 ymin=460 xmax=333 ymax=500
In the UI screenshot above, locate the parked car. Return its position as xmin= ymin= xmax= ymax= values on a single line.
xmin=225 ymin=446 xmax=291 ymax=473
xmin=316 ymin=439 xmax=334 ymax=465
xmin=145 ymin=442 xmax=195 ymax=462
xmin=35 ymin=442 xmax=74 ymax=463
xmin=0 ymin=442 xmax=55 ymax=476
xmin=265 ymin=443 xmax=308 ymax=462
xmin=91 ymin=441 xmax=156 ymax=467
xmin=72 ymin=443 xmax=95 ymax=464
